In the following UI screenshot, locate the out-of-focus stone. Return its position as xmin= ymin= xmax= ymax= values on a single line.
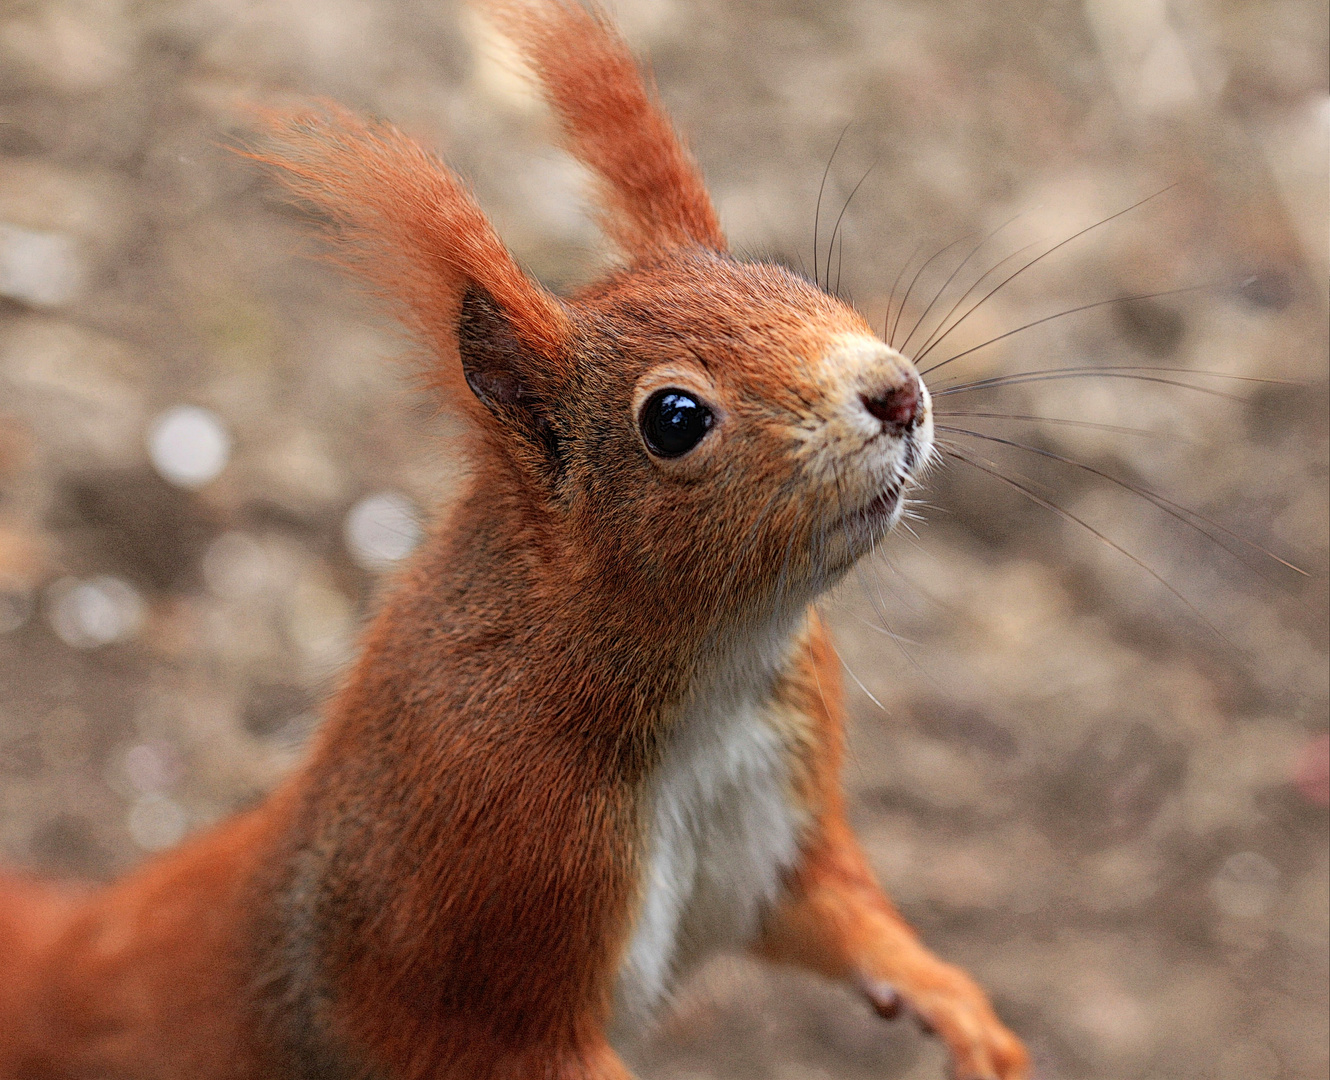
xmin=1082 ymin=844 xmax=1163 ymax=912
xmin=127 ymin=792 xmax=187 ymax=851
xmin=1 ymin=318 xmax=146 ymax=467
xmin=202 ymin=532 xmax=272 ymax=600
xmin=0 ymin=224 xmax=85 ymax=308
xmin=1259 ymin=95 xmax=1330 ymax=270
xmin=1210 ymin=850 xmax=1281 ymax=920
xmin=0 ymin=159 xmax=131 ymax=249
xmin=0 ymin=0 xmax=139 ymax=93
xmin=1061 ymin=962 xmax=1154 ymax=1066
xmin=46 ymin=575 xmax=145 ymax=649
xmin=256 ymin=429 xmax=345 ymax=510
xmin=286 ymin=565 xmax=355 ymax=673
xmin=1083 ymin=0 xmax=1205 ymax=116
xmin=122 ymin=741 xmax=184 ymax=796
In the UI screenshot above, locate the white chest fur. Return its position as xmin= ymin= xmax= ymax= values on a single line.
xmin=611 ymin=686 xmax=809 ymax=1031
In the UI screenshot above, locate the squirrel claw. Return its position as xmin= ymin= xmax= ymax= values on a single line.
xmin=863 ymin=979 xmax=903 ymax=1019
xmin=861 ymin=965 xmax=1029 ymax=1080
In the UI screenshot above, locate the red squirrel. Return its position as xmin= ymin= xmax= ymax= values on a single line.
xmin=0 ymin=3 xmax=1029 ymax=1078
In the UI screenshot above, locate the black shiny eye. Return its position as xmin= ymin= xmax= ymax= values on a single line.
xmin=640 ymin=389 xmax=714 ymax=458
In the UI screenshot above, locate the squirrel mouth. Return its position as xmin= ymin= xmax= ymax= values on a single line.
xmin=841 ymin=435 xmax=926 ymax=536
xmin=845 ymin=485 xmax=902 ymax=530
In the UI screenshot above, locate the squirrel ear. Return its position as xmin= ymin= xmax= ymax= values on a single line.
xmin=459 ymin=287 xmax=564 ymax=470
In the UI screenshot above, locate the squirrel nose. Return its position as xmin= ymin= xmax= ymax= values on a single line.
xmin=861 ymin=371 xmax=924 ymax=432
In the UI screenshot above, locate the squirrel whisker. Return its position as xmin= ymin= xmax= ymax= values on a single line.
xmin=933 ymin=410 xmax=1182 ymax=441
xmin=935 ymin=425 xmax=1306 ymax=578
xmin=897 ymin=208 xmax=1031 ymax=357
xmin=920 ymin=285 xmax=1208 ymax=378
xmin=938 ymin=444 xmax=1236 ymax=647
xmin=913 ymin=184 xmax=1180 ymax=366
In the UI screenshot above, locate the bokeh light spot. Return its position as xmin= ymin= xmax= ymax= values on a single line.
xmin=47 ymin=576 xmax=144 ymax=649
xmin=127 ymin=793 xmax=187 ymax=851
xmin=148 ymin=405 xmax=230 ymax=489
xmin=344 ymin=491 xmax=421 ymax=570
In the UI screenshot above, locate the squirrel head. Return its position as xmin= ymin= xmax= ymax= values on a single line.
xmin=552 ymin=250 xmax=932 ymax=618
xmin=253 ymin=0 xmax=932 ymax=624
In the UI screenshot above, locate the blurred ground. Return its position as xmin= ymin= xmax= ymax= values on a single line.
xmin=0 ymin=1 xmax=1327 ymax=1077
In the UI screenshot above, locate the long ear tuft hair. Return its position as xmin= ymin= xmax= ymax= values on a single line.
xmin=246 ymin=105 xmax=572 ymax=409
xmin=482 ymin=0 xmax=727 ymax=256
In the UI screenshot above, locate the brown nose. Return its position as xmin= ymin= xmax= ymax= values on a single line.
xmin=861 ymin=372 xmax=923 ymax=432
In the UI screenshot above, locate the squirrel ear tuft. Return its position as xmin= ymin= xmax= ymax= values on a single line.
xmin=245 ymin=105 xmax=572 ymax=416
xmin=481 ymin=0 xmax=727 ymax=256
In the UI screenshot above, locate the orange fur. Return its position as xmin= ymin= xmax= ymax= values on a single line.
xmin=483 ymin=0 xmax=725 ymax=255
xmin=0 ymin=3 xmax=1025 ymax=1078
xmin=0 ymin=876 xmax=86 ymax=1068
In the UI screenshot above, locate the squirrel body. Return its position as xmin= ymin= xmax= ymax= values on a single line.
xmin=0 ymin=4 xmax=1029 ymax=1079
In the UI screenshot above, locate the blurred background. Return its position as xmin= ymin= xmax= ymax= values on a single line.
xmin=0 ymin=0 xmax=1326 ymax=1077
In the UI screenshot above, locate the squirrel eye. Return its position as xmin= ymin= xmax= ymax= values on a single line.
xmin=640 ymin=389 xmax=714 ymax=458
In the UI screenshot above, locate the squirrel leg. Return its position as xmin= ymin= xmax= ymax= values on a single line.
xmin=762 ymin=619 xmax=1028 ymax=1080
xmin=755 ymin=813 xmax=1029 ymax=1080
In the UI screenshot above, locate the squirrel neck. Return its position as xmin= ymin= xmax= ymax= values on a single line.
xmin=331 ymin=459 xmax=811 ymax=757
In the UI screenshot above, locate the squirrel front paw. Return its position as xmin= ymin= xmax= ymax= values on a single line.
xmin=860 ymin=966 xmax=1029 ymax=1080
